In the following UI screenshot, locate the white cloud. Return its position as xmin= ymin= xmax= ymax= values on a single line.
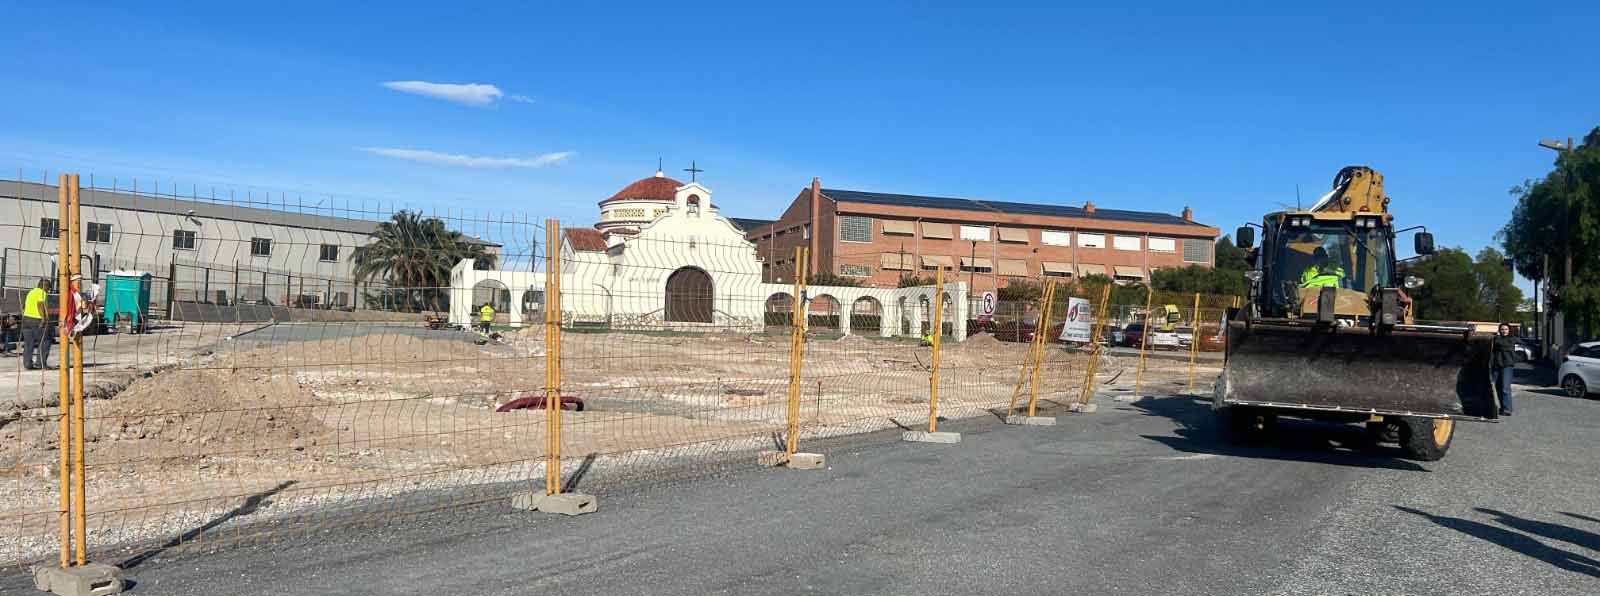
xmin=381 ymin=81 xmax=505 ymax=107
xmin=363 ymin=147 xmax=574 ymax=169
xmin=508 ymin=94 xmax=534 ymax=104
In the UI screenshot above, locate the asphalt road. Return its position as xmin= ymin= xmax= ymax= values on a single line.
xmin=8 ymin=371 xmax=1597 ymax=596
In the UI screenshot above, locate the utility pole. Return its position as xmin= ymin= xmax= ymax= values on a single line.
xmin=1537 ymin=137 xmax=1576 ymax=362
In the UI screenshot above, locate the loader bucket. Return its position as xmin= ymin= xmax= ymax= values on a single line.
xmin=1220 ymin=320 xmax=1497 ymax=420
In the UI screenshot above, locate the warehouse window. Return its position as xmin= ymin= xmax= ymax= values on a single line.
xmin=1040 ymin=230 xmax=1071 ymax=246
xmin=172 ymin=230 xmax=197 ymax=250
xmin=319 ymin=244 xmax=339 ymax=262
xmin=86 ymin=222 xmax=112 ymax=244
xmin=840 ymin=215 xmax=872 ymax=243
xmin=1078 ymin=233 xmax=1105 ymax=248
xmin=1149 ymin=237 xmax=1176 ymax=253
xmin=1113 ymin=235 xmax=1141 ymax=251
xmin=250 ymin=237 xmax=273 ymax=257
xmin=39 ymin=218 xmax=60 ymax=239
xmin=840 ymin=264 xmax=872 ymax=277
xmin=1183 ymin=238 xmax=1210 ymax=263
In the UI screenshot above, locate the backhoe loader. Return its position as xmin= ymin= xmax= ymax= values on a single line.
xmin=1215 ymin=166 xmax=1496 ymax=461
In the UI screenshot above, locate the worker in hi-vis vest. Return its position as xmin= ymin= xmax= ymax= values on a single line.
xmin=478 ymin=303 xmax=495 ymax=334
xmin=1300 ymin=247 xmax=1345 ymax=289
xmin=21 ymin=278 xmax=53 ymax=370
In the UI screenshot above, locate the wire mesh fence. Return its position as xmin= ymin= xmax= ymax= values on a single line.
xmin=1 ymin=168 xmax=1235 ymax=572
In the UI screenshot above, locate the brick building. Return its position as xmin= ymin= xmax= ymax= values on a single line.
xmin=738 ymin=179 xmax=1219 ymax=292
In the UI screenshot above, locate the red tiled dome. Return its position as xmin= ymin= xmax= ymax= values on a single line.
xmin=602 ymin=173 xmax=683 ymax=205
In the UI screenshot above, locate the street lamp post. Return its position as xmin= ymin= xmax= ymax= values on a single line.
xmin=1538 ymin=137 xmax=1575 ymax=362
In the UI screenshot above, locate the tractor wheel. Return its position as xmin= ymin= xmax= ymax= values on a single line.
xmin=1222 ymin=406 xmax=1275 ymax=445
xmin=1398 ymin=417 xmax=1453 ymax=461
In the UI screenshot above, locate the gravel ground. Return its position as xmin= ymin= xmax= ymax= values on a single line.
xmin=5 ymin=366 xmax=1592 ymax=596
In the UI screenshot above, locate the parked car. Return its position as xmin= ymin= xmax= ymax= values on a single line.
xmin=1148 ymin=330 xmax=1182 ymax=350
xmin=993 ymin=320 xmax=1065 ymax=343
xmin=1516 ymin=337 xmax=1540 ymax=362
xmin=1175 ymin=326 xmax=1195 ymax=349
xmin=1121 ymin=323 xmax=1146 ymax=348
xmin=1557 ymin=341 xmax=1600 ymax=398
xmin=1102 ymin=324 xmax=1123 ymax=345
xmin=1197 ymin=324 xmax=1226 ymax=352
xmin=1514 ymin=343 xmax=1533 ymax=363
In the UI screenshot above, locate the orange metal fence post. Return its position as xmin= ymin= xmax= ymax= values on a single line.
xmin=1076 ymin=284 xmax=1112 ymax=406
xmin=1025 ymin=280 xmax=1058 ymax=417
xmin=1007 ymin=279 xmax=1051 ymax=416
xmin=927 ymin=267 xmax=945 ymax=432
xmin=544 ymin=221 xmax=561 ymax=496
xmin=1133 ymin=284 xmax=1154 ymax=397
xmin=1186 ymin=292 xmax=1201 ymax=395
xmin=785 ymin=247 xmax=808 ymax=457
xmin=70 ymin=174 xmax=86 ymax=565
xmin=56 ymin=175 xmax=72 ymax=569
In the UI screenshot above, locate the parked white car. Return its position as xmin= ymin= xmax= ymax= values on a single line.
xmin=1558 ymin=341 xmax=1600 ymax=398
xmin=1149 ymin=331 xmax=1182 ymax=351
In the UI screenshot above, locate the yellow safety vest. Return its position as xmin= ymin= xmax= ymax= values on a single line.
xmin=480 ymin=306 xmax=494 ymax=322
xmin=23 ymin=287 xmax=47 ymax=319
xmin=1300 ymin=266 xmax=1345 ymax=289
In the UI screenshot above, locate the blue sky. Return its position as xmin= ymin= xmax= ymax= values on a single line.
xmin=2 ymin=1 xmax=1595 ymax=287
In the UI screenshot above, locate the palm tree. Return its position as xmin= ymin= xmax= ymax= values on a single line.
xmin=352 ymin=210 xmax=499 ymax=311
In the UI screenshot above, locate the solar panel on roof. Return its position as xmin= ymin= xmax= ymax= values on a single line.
xmin=823 ymin=188 xmax=1205 ymax=226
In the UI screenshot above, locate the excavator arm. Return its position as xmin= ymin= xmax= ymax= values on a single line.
xmin=1310 ymin=166 xmax=1390 ymax=214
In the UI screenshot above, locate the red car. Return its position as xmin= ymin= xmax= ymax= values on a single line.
xmin=993 ymin=320 xmax=1065 ymax=343
xmin=1121 ymin=323 xmax=1146 ymax=348
xmin=1197 ymin=325 xmax=1227 ymax=352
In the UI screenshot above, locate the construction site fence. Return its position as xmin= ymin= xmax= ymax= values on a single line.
xmin=1 ymin=170 xmax=1235 ymax=574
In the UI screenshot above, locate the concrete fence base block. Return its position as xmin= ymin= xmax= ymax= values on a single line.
xmin=901 ymin=430 xmax=962 ymax=444
xmin=1113 ymin=394 xmax=1142 ymax=402
xmin=33 ymin=563 xmax=124 ymax=596
xmin=510 ymin=491 xmax=598 ymax=516
xmin=1005 ymin=415 xmax=1056 ymax=426
xmin=759 ymin=450 xmax=826 ymax=469
xmin=1070 ymin=402 xmax=1099 ymax=413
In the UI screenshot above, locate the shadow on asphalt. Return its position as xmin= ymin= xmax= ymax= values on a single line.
xmin=1129 ymin=395 xmax=1430 ymax=472
xmin=117 ymin=480 xmax=296 ymax=570
xmin=1395 ymin=506 xmax=1600 ymax=578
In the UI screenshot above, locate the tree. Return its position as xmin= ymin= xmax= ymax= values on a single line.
xmin=1148 ymin=236 xmax=1249 ymax=297
xmin=1471 ymin=247 xmax=1523 ymax=323
xmin=1501 ymin=126 xmax=1600 ymax=334
xmin=352 ymin=210 xmax=498 ymax=312
xmin=1213 ymin=235 xmax=1249 ymax=271
xmin=897 ymin=273 xmax=938 ymax=288
xmin=808 ymin=272 xmax=863 ymax=287
xmin=1406 ymin=248 xmax=1486 ymax=321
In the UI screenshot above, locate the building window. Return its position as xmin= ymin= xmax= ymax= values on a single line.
xmin=319 ymin=244 xmax=339 ymax=262
xmin=1040 ymin=230 xmax=1071 ymax=246
xmin=250 ymin=237 xmax=273 ymax=257
xmin=1113 ymin=235 xmax=1141 ymax=251
xmin=841 ymin=264 xmax=871 ymax=277
xmin=959 ymin=257 xmax=993 ymax=273
xmin=1078 ymin=233 xmax=1105 ymax=248
xmin=172 ymin=229 xmax=197 ymax=250
xmin=959 ymin=225 xmax=990 ymax=241
xmin=839 ymin=215 xmax=872 ymax=243
xmin=1149 ymin=237 xmax=1176 ymax=253
xmin=39 ymin=218 xmax=60 ymax=239
xmin=881 ymin=220 xmax=915 ymax=236
xmin=86 ymin=222 xmax=112 ymax=244
xmin=1183 ymin=238 xmax=1210 ymax=263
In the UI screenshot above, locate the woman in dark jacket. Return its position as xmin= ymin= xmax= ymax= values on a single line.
xmin=1491 ymin=323 xmax=1517 ymax=416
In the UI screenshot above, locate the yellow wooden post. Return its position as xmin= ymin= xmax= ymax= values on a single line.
xmin=56 ymin=175 xmax=72 ymax=568
xmin=1133 ymin=284 xmax=1155 ymax=396
xmin=1025 ymin=280 xmax=1057 ymax=417
xmin=1008 ymin=280 xmax=1052 ymax=415
xmin=785 ymin=247 xmax=808 ymax=456
xmin=1186 ymin=292 xmax=1201 ymax=394
xmin=927 ymin=267 xmax=946 ymax=432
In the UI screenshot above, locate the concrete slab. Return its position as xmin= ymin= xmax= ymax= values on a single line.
xmin=32 ymin=564 xmax=124 ymax=596
xmin=1070 ymin=403 xmax=1099 ymax=413
xmin=1005 ymin=415 xmax=1057 ymax=426
xmin=901 ymin=430 xmax=962 ymax=444
xmin=509 ymin=491 xmax=598 ymax=516
xmin=787 ymin=453 xmax=826 ymax=469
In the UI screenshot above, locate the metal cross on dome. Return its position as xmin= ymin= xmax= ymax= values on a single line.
xmin=683 ymin=161 xmax=704 ymax=182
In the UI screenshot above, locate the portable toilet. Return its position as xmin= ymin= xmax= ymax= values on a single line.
xmin=102 ymin=271 xmax=153 ymax=333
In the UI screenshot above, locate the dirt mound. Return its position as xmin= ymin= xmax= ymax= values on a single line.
xmin=85 ymin=365 xmax=331 ymax=459
xmin=955 ymin=333 xmax=1005 ymax=350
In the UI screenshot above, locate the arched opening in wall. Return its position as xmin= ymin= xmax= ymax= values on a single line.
xmin=765 ymin=292 xmax=794 ymax=329
xmin=664 ymin=266 xmax=714 ymax=323
xmin=851 ymin=296 xmax=882 ymax=333
xmin=918 ymin=295 xmax=932 ymax=337
xmin=687 ymin=194 xmax=701 ymax=216
xmin=941 ymin=292 xmax=956 ymax=337
xmin=521 ymin=289 xmax=545 ymax=324
xmin=898 ymin=297 xmax=910 ymax=335
xmin=808 ymin=294 xmax=841 ymax=331
xmin=472 ymin=279 xmax=511 ymax=319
